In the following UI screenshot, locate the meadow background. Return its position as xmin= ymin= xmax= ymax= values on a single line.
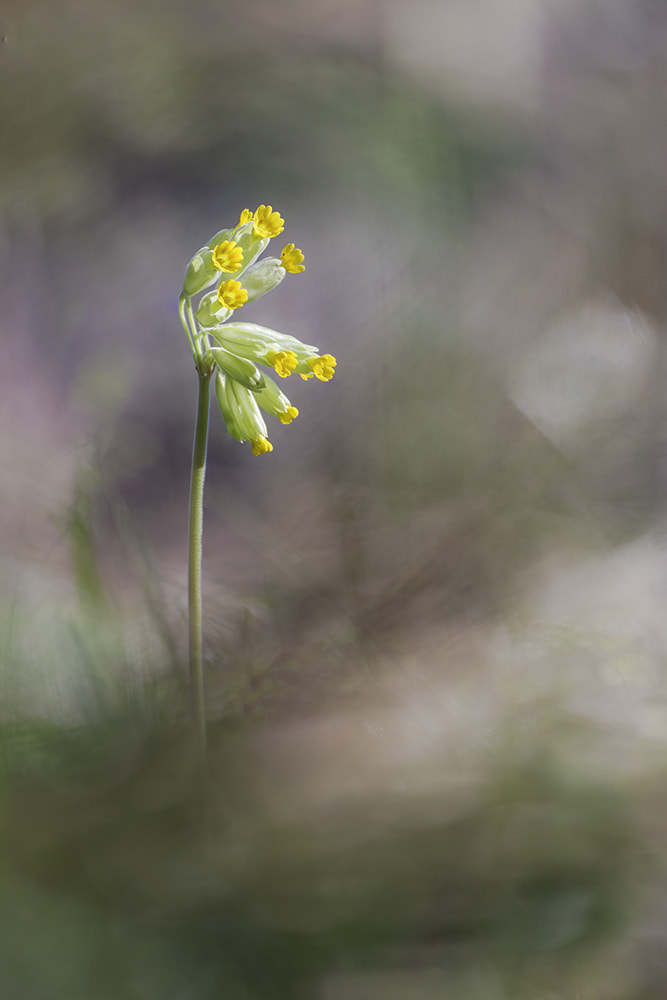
xmin=2 ymin=0 xmax=667 ymax=996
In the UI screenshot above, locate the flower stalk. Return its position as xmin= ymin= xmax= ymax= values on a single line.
xmin=188 ymin=368 xmax=212 ymax=759
xmin=178 ymin=204 xmax=336 ymax=754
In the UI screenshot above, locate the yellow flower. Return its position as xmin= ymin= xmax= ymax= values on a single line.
xmin=211 ymin=240 xmax=244 ymax=273
xmin=253 ymin=205 xmax=285 ymax=239
xmin=300 ymin=354 xmax=337 ymax=381
xmin=279 ymin=405 xmax=299 ymax=425
xmin=182 ymin=208 xmax=336 ymax=453
xmin=280 ymin=243 xmax=305 ymax=273
xmin=251 ymin=435 xmax=274 ymax=456
xmin=217 ymin=279 xmax=248 ymax=310
xmin=266 ymin=349 xmax=298 ymax=377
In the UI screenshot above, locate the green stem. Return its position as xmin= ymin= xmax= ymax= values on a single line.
xmin=179 ymin=293 xmax=198 ymax=360
xmin=188 ymin=369 xmax=212 ymax=760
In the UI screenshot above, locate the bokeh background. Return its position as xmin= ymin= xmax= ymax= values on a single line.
xmin=3 ymin=0 xmax=667 ymax=996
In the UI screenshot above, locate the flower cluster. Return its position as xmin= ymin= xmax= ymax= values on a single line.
xmin=179 ymin=205 xmax=336 ymax=454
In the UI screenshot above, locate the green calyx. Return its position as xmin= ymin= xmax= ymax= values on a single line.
xmin=208 ymin=346 xmax=265 ymax=391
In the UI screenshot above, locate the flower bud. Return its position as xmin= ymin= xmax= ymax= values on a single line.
xmin=253 ymin=374 xmax=298 ymax=423
xmin=206 ymin=227 xmax=234 ymax=250
xmin=195 ymin=291 xmax=231 ymax=328
xmin=242 ymin=258 xmax=286 ymax=304
xmin=182 ymin=246 xmax=217 ymax=297
xmin=233 ymin=232 xmax=270 ymax=278
xmin=215 ymin=372 xmax=243 ymax=441
xmin=215 ymin=372 xmax=268 ymax=443
xmin=209 ymin=346 xmax=265 ymax=391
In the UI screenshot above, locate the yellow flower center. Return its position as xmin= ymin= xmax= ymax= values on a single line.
xmin=251 ymin=436 xmax=273 ymax=456
xmin=267 ymin=350 xmax=298 ymax=378
xmin=301 ymin=354 xmax=337 ymax=381
xmin=217 ymin=279 xmax=248 ymax=310
xmin=253 ymin=205 xmax=285 ymax=239
xmin=280 ymin=244 xmax=305 ymax=273
xmin=211 ymin=240 xmax=244 ymax=273
xmin=279 ymin=405 xmax=299 ymax=425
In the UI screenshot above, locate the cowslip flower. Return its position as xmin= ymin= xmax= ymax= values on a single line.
xmin=280 ymin=244 xmax=305 ymax=273
xmin=267 ymin=350 xmax=298 ymax=377
xmin=217 ymin=279 xmax=248 ymax=310
xmin=253 ymin=204 xmax=284 ymax=239
xmin=180 ymin=205 xmax=335 ymax=454
xmin=212 ymin=240 xmax=244 ymax=273
xmin=252 ymin=436 xmax=273 ymax=455
xmin=180 ymin=206 xmax=331 ymax=756
xmin=299 ymin=354 xmax=337 ymax=381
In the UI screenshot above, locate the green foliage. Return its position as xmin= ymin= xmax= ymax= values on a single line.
xmin=0 ymin=705 xmax=642 ymax=1000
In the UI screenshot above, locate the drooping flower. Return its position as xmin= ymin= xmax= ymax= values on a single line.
xmin=280 ymin=244 xmax=305 ymax=273
xmin=181 ymin=206 xmax=335 ymax=454
xmin=252 ymin=374 xmax=299 ymax=426
xmin=300 ymin=354 xmax=337 ymax=381
xmin=212 ymin=323 xmax=320 ymax=365
xmin=252 ymin=436 xmax=274 ymax=455
xmin=207 ymin=322 xmax=335 ymax=451
xmin=209 ymin=345 xmax=264 ymax=390
xmin=279 ymin=406 xmax=299 ymax=425
xmin=215 ymin=372 xmax=268 ymax=444
xmin=266 ymin=350 xmax=298 ymax=378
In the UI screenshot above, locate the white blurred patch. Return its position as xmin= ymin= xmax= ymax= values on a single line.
xmin=508 ymin=296 xmax=657 ymax=449
xmin=384 ymin=0 xmax=557 ymax=115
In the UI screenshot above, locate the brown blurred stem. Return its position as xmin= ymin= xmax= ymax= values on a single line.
xmin=188 ymin=368 xmax=212 ymax=761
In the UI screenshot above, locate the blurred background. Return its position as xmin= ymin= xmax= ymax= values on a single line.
xmin=3 ymin=0 xmax=667 ymax=996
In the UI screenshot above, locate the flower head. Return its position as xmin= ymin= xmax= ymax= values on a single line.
xmin=280 ymin=244 xmax=305 ymax=273
xmin=217 ymin=279 xmax=248 ymax=310
xmin=253 ymin=205 xmax=284 ymax=239
xmin=212 ymin=240 xmax=244 ymax=273
xmin=181 ymin=206 xmax=335 ymax=453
